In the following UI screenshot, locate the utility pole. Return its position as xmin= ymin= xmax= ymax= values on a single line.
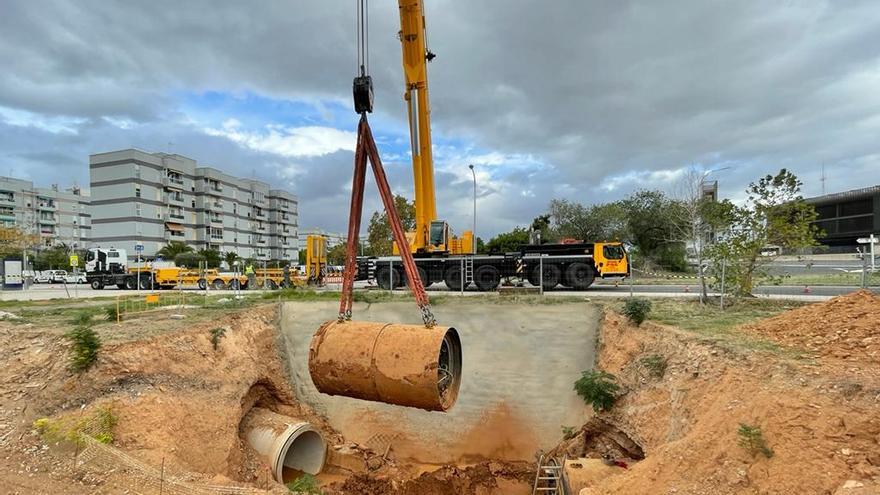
xmin=468 ymin=164 xmax=476 ymax=254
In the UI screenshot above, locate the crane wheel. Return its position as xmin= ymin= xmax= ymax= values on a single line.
xmin=90 ymin=279 xmax=104 ymax=290
xmin=197 ymin=278 xmax=207 ymax=290
xmin=229 ymin=279 xmax=241 ymax=290
xmin=124 ymin=277 xmax=137 ymax=290
xmin=212 ymin=279 xmax=226 ymax=290
xmin=444 ymin=265 xmax=469 ymax=291
xmin=375 ymin=266 xmax=396 ymax=290
xmin=138 ymin=277 xmax=152 ymax=290
xmin=116 ymin=283 xmax=126 ymax=290
xmin=564 ymin=262 xmax=596 ymax=290
xmin=473 ymin=265 xmax=501 ymax=291
xmin=265 ymin=279 xmax=278 ymax=290
xmin=416 ymin=266 xmax=432 ymax=288
xmin=529 ymin=264 xmax=561 ymax=289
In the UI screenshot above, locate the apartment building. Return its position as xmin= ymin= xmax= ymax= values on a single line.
xmin=89 ymin=149 xmax=298 ymax=260
xmin=297 ymin=228 xmax=347 ymax=250
xmin=0 ymin=176 xmax=91 ymax=247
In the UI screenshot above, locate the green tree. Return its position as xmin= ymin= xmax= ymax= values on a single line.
xmin=548 ymin=199 xmax=627 ymax=242
xmin=156 ymin=241 xmax=192 ymax=260
xmin=529 ymin=214 xmax=554 ymax=244
xmin=33 ymin=246 xmax=69 ymax=270
xmin=707 ymin=169 xmax=819 ymax=296
xmin=327 ymin=243 xmax=348 ymax=266
xmin=620 ymin=190 xmax=688 ymax=271
xmin=197 ymin=248 xmax=222 ymax=268
xmin=366 ymin=195 xmax=416 ymax=256
xmin=174 ymin=252 xmax=204 ymax=268
xmin=485 ymin=227 xmax=530 ymax=253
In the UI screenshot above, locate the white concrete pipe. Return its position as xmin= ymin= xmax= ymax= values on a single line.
xmin=241 ymin=407 xmax=326 ymax=483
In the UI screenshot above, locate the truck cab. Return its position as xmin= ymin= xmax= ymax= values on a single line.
xmin=85 ymin=248 xmax=128 ymax=275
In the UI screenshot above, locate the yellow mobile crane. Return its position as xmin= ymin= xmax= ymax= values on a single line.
xmin=356 ymin=0 xmax=630 ymax=292
xmin=396 ymin=0 xmax=473 ymax=255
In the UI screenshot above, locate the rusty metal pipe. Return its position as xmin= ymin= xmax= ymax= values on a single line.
xmin=308 ymin=320 xmax=462 ymax=411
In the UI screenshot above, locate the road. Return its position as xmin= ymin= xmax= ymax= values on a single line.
xmin=4 ymin=281 xmax=875 ymax=302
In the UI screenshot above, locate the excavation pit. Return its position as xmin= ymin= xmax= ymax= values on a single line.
xmin=282 ymin=299 xmax=602 ymax=466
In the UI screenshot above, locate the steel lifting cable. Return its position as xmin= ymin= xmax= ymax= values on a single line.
xmin=338 ymin=115 xmax=436 ymax=328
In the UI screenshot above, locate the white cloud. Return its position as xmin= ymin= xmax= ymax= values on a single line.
xmin=0 ymin=106 xmax=85 ymax=134
xmin=203 ymin=118 xmax=356 ymax=158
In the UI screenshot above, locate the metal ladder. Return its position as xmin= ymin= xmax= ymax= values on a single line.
xmin=531 ymin=454 xmax=564 ymax=495
xmin=464 ymin=256 xmax=474 ymax=284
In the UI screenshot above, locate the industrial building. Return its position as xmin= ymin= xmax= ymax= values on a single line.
xmin=89 ymin=149 xmax=299 ymax=260
xmin=805 ymin=185 xmax=880 ymax=251
xmin=0 ymin=176 xmax=91 ymax=247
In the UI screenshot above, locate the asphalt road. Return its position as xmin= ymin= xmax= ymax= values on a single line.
xmin=4 ymin=280 xmax=875 ymax=302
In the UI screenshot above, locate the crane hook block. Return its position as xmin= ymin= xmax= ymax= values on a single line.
xmin=353 ymin=75 xmax=374 ymax=114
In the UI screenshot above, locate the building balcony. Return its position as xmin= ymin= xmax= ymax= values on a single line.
xmin=255 ymin=237 xmax=267 ymax=245
xmin=209 ymin=215 xmax=223 ymax=225
xmin=166 ymin=194 xmax=185 ymax=205
xmin=162 ymin=176 xmax=185 ymax=190
xmin=164 ymin=211 xmax=185 ymax=221
xmin=164 ymin=230 xmax=186 ymax=241
xmin=37 ymin=202 xmax=56 ymax=211
xmin=0 ymin=213 xmax=15 ymax=221
xmin=0 ymin=194 xmax=15 ymax=204
xmin=39 ymin=217 xmax=57 ymax=225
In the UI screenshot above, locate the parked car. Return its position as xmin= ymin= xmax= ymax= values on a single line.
xmin=64 ymin=273 xmax=87 ymax=284
xmin=33 ymin=271 xmax=52 ymax=283
xmin=48 ymin=270 xmax=68 ymax=283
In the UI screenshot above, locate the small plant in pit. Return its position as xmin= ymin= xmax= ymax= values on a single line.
xmin=561 ymin=425 xmax=577 ymax=440
xmin=210 ymin=327 xmax=227 ymax=350
xmin=574 ymin=370 xmax=620 ymax=412
xmin=104 ymin=304 xmax=120 ymax=322
xmin=287 ymin=473 xmax=323 ymax=494
xmin=639 ymin=354 xmax=668 ymax=379
xmin=622 ymin=298 xmax=652 ymax=326
xmin=737 ymin=423 xmax=773 ymax=458
xmin=65 ymin=313 xmax=101 ymax=372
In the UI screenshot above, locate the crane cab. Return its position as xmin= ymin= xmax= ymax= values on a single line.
xmin=393 ymin=220 xmax=474 ymax=255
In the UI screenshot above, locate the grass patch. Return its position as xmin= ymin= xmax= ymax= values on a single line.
xmin=639 ymin=354 xmax=668 ymax=379
xmin=561 ymin=425 xmax=577 ymax=440
xmin=628 ymin=297 xmax=808 ymax=355
xmin=210 ymin=327 xmax=226 ymax=350
xmin=33 ymin=405 xmax=118 ymax=447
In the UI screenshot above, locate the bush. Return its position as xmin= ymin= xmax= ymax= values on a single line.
xmin=622 ymin=298 xmax=652 ymax=326
xmin=574 ymin=370 xmax=620 ymax=412
xmin=287 ymin=474 xmax=323 ymax=494
xmin=65 ymin=324 xmax=101 ymax=372
xmin=737 ymin=423 xmax=773 ymax=458
xmin=104 ymin=305 xmax=120 ymax=322
xmin=210 ymin=327 xmax=226 ymax=350
xmin=33 ymin=406 xmax=117 ymax=446
xmin=561 ymin=425 xmax=577 ymax=440
xmin=70 ymin=312 xmax=94 ymax=327
xmin=639 ymin=354 xmax=667 ymax=379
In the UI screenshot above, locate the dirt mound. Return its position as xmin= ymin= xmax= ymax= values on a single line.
xmin=326 ymin=461 xmax=533 ymax=495
xmin=744 ymin=290 xmax=880 ymax=362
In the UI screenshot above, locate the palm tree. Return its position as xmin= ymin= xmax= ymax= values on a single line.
xmin=156 ymin=241 xmax=193 ymax=259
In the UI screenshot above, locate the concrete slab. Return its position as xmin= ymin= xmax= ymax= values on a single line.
xmin=279 ymin=299 xmax=601 ymax=464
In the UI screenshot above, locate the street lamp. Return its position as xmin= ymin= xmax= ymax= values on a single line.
xmin=468 ymin=164 xmax=476 ymax=254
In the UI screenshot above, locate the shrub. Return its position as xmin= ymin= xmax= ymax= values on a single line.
xmin=574 ymin=370 xmax=620 ymax=412
xmin=70 ymin=311 xmax=94 ymax=327
xmin=104 ymin=305 xmax=120 ymax=322
xmin=33 ymin=406 xmax=117 ymax=446
xmin=622 ymin=298 xmax=652 ymax=326
xmin=639 ymin=354 xmax=667 ymax=379
xmin=65 ymin=323 xmax=101 ymax=372
xmin=287 ymin=474 xmax=323 ymax=494
xmin=561 ymin=425 xmax=577 ymax=440
xmin=210 ymin=327 xmax=226 ymax=350
xmin=737 ymin=423 xmax=773 ymax=458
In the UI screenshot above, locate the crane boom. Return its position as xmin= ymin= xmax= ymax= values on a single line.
xmin=398 ymin=0 xmax=437 ymax=251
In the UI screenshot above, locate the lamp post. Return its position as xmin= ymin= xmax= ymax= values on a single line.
xmin=468 ymin=164 xmax=476 ymax=254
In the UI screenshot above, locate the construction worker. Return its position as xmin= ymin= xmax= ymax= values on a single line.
xmin=282 ymin=264 xmax=292 ymax=288
xmin=245 ymin=263 xmax=255 ymax=290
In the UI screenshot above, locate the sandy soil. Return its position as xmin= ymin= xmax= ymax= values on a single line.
xmin=549 ymin=307 xmax=880 ymax=494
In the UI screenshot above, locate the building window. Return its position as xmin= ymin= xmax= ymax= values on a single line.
xmin=135 ymin=186 xmax=141 ymax=198
xmin=135 ymin=204 xmax=142 ymax=217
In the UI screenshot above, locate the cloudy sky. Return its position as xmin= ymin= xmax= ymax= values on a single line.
xmin=2 ymin=1 xmax=879 ymax=238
